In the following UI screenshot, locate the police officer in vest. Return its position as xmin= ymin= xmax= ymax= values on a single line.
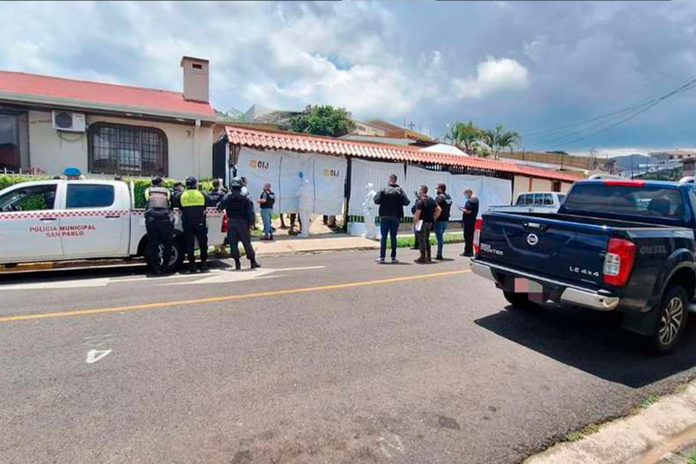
xmin=218 ymin=177 xmax=260 ymax=270
xmin=180 ymin=176 xmax=209 ymax=273
xmin=144 ymin=176 xmax=173 ymax=275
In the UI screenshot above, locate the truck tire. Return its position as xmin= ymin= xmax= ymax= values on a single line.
xmin=503 ymin=291 xmax=536 ymax=309
xmin=169 ymin=239 xmax=185 ymax=272
xmin=651 ymin=285 xmax=689 ymax=354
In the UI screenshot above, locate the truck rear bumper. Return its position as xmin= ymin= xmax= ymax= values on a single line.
xmin=471 ymin=260 xmax=620 ymax=311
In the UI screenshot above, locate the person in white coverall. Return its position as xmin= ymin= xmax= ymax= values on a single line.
xmin=362 ymin=182 xmax=377 ymax=239
xmin=297 ymin=175 xmax=312 ymax=238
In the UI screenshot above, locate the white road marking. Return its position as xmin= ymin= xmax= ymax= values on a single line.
xmin=0 ymin=278 xmax=110 ymax=291
xmin=161 ymin=266 xmax=325 ymax=286
xmin=86 ymin=349 xmax=112 ymax=364
xmin=0 ymin=266 xmax=325 ymax=291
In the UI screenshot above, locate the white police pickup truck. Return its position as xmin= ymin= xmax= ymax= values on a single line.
xmin=488 ymin=191 xmax=566 ymax=214
xmin=0 ymin=179 xmax=226 ymax=270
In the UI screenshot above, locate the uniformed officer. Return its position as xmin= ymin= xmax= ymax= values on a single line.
xmin=179 ymin=176 xmax=209 ymax=273
xmin=206 ymin=178 xmax=227 ymax=207
xmin=144 ymin=176 xmax=173 ymax=275
xmin=218 ymin=177 xmax=260 ymax=270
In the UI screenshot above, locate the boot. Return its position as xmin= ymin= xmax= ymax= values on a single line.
xmin=234 ymin=258 xmax=241 ymax=270
xmin=426 ymin=247 xmax=432 ymax=263
xmin=250 ymin=259 xmax=261 ymax=269
xmin=414 ymin=251 xmax=427 ymax=264
xmin=435 ymin=254 xmax=444 ymax=260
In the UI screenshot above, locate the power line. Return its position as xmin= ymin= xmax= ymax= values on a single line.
xmin=525 ymin=77 xmax=696 ymax=150
xmin=525 ymin=76 xmax=696 ymax=139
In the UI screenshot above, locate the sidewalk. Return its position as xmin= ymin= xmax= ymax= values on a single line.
xmin=252 ymin=233 xmax=379 ymax=256
xmin=525 ymin=379 xmax=696 ymax=464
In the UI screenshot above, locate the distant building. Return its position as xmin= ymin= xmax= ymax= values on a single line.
xmin=352 ymin=121 xmax=386 ymax=137
xmin=347 ymin=119 xmax=434 ymax=147
xmin=682 ymin=158 xmax=696 ymax=178
xmin=649 ymin=150 xmax=696 ymax=163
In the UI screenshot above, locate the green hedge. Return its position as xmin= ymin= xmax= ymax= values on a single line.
xmin=0 ymin=175 xmax=48 ymax=191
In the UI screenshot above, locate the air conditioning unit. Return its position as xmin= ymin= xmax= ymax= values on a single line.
xmin=52 ymin=111 xmax=86 ymax=132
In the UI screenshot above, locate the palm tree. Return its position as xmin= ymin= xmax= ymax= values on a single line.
xmin=445 ymin=121 xmax=483 ymax=153
xmin=482 ymin=124 xmax=522 ymax=159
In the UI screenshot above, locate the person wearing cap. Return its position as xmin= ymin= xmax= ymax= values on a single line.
xmin=179 ymin=176 xmax=209 ymax=273
xmin=218 ymin=177 xmax=260 ymax=270
xmin=144 ymin=176 xmax=173 ymax=275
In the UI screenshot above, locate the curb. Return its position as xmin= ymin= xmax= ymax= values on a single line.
xmin=525 ymin=379 xmax=696 ymax=464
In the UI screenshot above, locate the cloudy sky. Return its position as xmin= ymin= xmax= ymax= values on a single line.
xmin=2 ymin=1 xmax=696 ymax=155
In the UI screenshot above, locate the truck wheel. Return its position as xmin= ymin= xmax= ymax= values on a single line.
xmin=503 ymin=291 xmax=536 ymax=309
xmin=169 ymin=240 xmax=185 ymax=272
xmin=652 ymin=286 xmax=689 ymax=354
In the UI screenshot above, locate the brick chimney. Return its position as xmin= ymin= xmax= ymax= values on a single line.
xmin=180 ymin=56 xmax=209 ymax=103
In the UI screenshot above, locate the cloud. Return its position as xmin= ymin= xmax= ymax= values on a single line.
xmin=450 ymin=57 xmax=529 ymax=100
xmin=1 ymin=1 xmax=696 ymax=150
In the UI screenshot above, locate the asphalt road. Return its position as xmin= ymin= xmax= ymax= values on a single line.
xmin=2 ymin=249 xmax=696 ymax=464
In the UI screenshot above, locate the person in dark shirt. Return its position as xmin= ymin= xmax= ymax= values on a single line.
xmin=434 ymin=183 xmax=453 ymax=260
xmin=170 ymin=182 xmax=185 ymax=209
xmin=413 ymin=185 xmax=442 ymax=264
xmin=459 ymin=188 xmax=480 ymax=257
xmin=258 ymin=183 xmax=276 ymax=241
xmin=206 ymin=178 xmax=227 ymax=207
xmin=373 ymin=174 xmax=410 ymax=264
xmin=218 ymin=177 xmax=260 ymax=270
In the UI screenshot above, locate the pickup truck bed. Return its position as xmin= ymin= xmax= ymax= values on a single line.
xmin=472 ymin=180 xmax=696 ymax=353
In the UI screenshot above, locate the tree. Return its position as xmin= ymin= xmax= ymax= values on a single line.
xmin=444 ymin=121 xmax=483 ymax=153
xmin=481 ymin=124 xmax=522 ymax=159
xmin=286 ymin=105 xmax=356 ymax=137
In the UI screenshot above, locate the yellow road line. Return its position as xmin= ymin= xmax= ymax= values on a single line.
xmin=0 ymin=269 xmax=471 ymax=324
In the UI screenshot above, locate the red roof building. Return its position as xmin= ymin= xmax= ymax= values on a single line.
xmin=0 ymin=70 xmax=215 ymax=122
xmin=0 ymin=57 xmax=216 ymax=179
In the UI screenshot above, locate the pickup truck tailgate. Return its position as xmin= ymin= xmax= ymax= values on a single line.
xmin=478 ymin=212 xmax=610 ymax=287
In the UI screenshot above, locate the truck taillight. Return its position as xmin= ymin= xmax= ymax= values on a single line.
xmin=603 ymin=238 xmax=636 ymax=287
xmin=473 ymin=219 xmax=483 ymax=254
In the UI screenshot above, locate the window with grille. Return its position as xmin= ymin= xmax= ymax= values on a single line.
xmin=88 ymin=123 xmax=167 ymax=176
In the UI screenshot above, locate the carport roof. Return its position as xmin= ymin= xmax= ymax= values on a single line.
xmin=224 ymin=125 xmax=581 ymax=182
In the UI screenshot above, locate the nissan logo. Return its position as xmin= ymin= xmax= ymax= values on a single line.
xmin=527 ymin=233 xmax=539 ymax=246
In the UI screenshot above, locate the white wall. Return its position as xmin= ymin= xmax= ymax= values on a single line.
xmin=28 ymin=111 xmax=213 ymax=179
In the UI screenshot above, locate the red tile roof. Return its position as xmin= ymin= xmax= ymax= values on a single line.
xmin=0 ymin=71 xmax=216 ymax=121
xmin=225 ymin=125 xmax=581 ymax=182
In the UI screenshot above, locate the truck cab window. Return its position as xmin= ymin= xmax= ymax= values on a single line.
xmin=0 ymin=185 xmax=56 ymax=212
xmin=66 ymin=184 xmax=115 ymax=208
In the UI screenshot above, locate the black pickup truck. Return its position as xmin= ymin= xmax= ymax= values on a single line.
xmin=472 ymin=179 xmax=696 ymax=353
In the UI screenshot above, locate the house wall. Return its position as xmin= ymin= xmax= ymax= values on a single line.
xmin=27 ymin=110 xmax=213 ymax=179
